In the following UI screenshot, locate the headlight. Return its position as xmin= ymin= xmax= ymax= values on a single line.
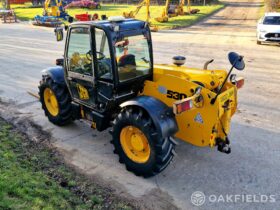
xmin=259 ymin=29 xmax=267 ymax=33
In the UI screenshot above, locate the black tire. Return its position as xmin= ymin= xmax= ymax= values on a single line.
xmin=39 ymin=76 xmax=74 ymax=126
xmin=257 ymin=40 xmax=262 ymax=45
xmin=111 ymin=106 xmax=175 ymax=177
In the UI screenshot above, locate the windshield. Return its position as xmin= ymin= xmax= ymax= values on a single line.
xmin=263 ymin=16 xmax=280 ymax=25
xmin=115 ymin=34 xmax=151 ymax=82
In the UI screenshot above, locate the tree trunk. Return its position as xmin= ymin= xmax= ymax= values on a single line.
xmin=6 ymin=0 xmax=10 ymax=9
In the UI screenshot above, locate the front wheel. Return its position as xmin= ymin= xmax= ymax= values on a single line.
xmin=257 ymin=40 xmax=262 ymax=45
xmin=39 ymin=76 xmax=75 ymax=126
xmin=111 ymin=107 xmax=176 ymax=177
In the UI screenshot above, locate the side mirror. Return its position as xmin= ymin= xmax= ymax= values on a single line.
xmin=228 ymin=52 xmax=245 ymax=71
xmin=54 ymin=28 xmax=64 ymax=42
xmin=56 ymin=58 xmax=64 ymax=66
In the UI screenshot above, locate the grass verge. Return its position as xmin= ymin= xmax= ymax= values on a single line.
xmin=0 ymin=118 xmax=133 ymax=210
xmin=11 ymin=3 xmax=225 ymax=29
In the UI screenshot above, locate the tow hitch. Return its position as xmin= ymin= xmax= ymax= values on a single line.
xmin=216 ymin=138 xmax=231 ymax=154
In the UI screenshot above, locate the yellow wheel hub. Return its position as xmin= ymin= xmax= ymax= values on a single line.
xmin=44 ymin=88 xmax=59 ymax=117
xmin=120 ymin=126 xmax=151 ymax=163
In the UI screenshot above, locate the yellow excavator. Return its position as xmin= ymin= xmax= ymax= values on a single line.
xmin=123 ymin=0 xmax=158 ymax=31
xmin=43 ymin=0 xmax=64 ymax=17
xmin=155 ymin=0 xmax=199 ymax=23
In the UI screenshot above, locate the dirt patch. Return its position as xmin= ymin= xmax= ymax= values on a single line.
xmin=139 ymin=189 xmax=178 ymax=210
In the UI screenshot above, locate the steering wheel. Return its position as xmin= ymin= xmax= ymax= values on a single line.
xmin=86 ymin=50 xmax=105 ymax=61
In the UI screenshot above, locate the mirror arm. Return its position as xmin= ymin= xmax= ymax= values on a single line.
xmin=210 ymin=57 xmax=239 ymax=105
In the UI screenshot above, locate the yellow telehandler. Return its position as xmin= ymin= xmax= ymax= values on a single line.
xmin=39 ymin=17 xmax=245 ymax=177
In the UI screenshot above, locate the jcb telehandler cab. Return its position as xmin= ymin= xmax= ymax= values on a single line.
xmin=39 ymin=17 xmax=245 ymax=177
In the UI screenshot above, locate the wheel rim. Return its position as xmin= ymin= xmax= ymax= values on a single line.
xmin=120 ymin=126 xmax=151 ymax=164
xmin=44 ymin=88 xmax=59 ymax=117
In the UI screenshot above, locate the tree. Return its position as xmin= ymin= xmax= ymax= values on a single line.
xmin=5 ymin=0 xmax=10 ymax=9
xmin=265 ymin=0 xmax=280 ymax=11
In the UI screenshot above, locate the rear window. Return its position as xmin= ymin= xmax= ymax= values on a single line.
xmin=115 ymin=35 xmax=151 ymax=82
xmin=263 ymin=16 xmax=280 ymax=25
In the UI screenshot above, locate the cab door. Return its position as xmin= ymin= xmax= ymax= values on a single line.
xmin=65 ymin=26 xmax=96 ymax=107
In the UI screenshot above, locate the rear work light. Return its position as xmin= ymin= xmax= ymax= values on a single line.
xmin=173 ymin=98 xmax=193 ymax=115
xmin=235 ymin=78 xmax=244 ymax=89
xmin=173 ymin=87 xmax=202 ymax=115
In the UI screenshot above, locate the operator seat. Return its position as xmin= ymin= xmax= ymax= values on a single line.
xmin=98 ymin=58 xmax=112 ymax=79
xmin=118 ymin=54 xmax=137 ymax=81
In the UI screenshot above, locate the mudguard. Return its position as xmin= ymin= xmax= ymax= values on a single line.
xmin=120 ymin=96 xmax=178 ymax=139
xmin=42 ymin=66 xmax=65 ymax=85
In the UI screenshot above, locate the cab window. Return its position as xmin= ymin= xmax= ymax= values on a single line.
xmin=95 ymin=28 xmax=112 ymax=80
xmin=115 ymin=35 xmax=151 ymax=82
xmin=67 ymin=27 xmax=93 ymax=76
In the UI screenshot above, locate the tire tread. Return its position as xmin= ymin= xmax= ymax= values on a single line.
xmin=39 ymin=76 xmax=74 ymax=126
xmin=111 ymin=106 xmax=175 ymax=177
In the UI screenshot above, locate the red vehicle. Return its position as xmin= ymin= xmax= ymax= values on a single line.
xmin=9 ymin=0 xmax=29 ymax=4
xmin=64 ymin=0 xmax=101 ymax=9
xmin=9 ymin=0 xmax=45 ymax=6
xmin=75 ymin=12 xmax=98 ymax=21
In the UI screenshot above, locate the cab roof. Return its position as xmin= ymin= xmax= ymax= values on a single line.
xmin=70 ymin=18 xmax=147 ymax=31
xmin=264 ymin=12 xmax=280 ymax=17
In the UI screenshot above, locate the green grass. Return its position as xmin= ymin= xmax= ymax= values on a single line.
xmin=0 ymin=119 xmax=132 ymax=209
xmin=11 ymin=3 xmax=224 ymax=29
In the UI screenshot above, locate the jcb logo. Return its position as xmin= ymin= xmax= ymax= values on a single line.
xmin=167 ymin=90 xmax=187 ymax=100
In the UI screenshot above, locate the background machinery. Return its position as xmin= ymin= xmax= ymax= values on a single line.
xmin=123 ymin=0 xmax=158 ymax=31
xmin=39 ymin=17 xmax=245 ymax=177
xmin=155 ymin=0 xmax=199 ymax=23
xmin=33 ymin=0 xmax=72 ymax=27
xmin=0 ymin=0 xmax=17 ymax=23
xmin=64 ymin=0 xmax=101 ymax=9
xmin=74 ymin=12 xmax=99 ymax=21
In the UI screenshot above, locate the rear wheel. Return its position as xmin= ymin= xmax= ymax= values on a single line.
xmin=111 ymin=107 xmax=175 ymax=177
xmin=39 ymin=76 xmax=74 ymax=126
